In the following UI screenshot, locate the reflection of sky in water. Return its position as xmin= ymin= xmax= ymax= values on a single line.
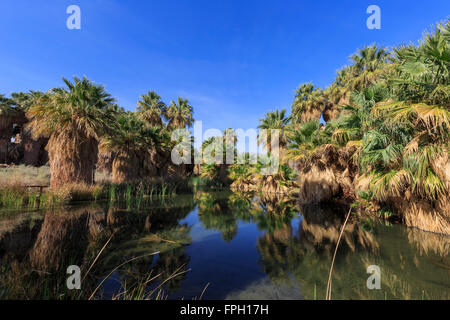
xmin=159 ymin=205 xmax=301 ymax=299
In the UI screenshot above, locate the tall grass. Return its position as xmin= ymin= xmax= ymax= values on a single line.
xmin=0 ymin=185 xmax=65 ymax=212
xmin=0 ymin=178 xmax=191 ymax=211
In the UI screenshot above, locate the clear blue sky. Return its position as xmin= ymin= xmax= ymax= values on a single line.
xmin=1 ymin=0 xmax=449 ymax=133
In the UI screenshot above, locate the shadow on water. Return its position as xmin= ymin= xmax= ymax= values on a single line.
xmin=0 ymin=190 xmax=449 ymax=299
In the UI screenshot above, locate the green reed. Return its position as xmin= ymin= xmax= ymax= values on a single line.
xmin=0 ymin=178 xmax=191 ymax=211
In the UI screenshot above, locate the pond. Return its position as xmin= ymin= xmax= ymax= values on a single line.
xmin=0 ymin=190 xmax=449 ymax=300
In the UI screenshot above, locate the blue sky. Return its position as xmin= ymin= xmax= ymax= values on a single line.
xmin=1 ymin=0 xmax=449 ymax=135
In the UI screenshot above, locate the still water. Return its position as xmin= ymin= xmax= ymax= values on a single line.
xmin=0 ymin=191 xmax=449 ymax=299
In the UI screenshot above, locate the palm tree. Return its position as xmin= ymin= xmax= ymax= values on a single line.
xmin=0 ymin=95 xmax=15 ymax=163
xmin=348 ymin=44 xmax=391 ymax=91
xmin=201 ymin=129 xmax=237 ymax=164
xmin=200 ymin=135 xmax=224 ymax=184
xmin=9 ymin=91 xmax=49 ymax=166
xmin=0 ymin=94 xmax=24 ymax=128
xmin=26 ymin=77 xmax=117 ymax=187
xmin=0 ymin=94 xmax=12 ymax=111
xmin=165 ymin=97 xmax=194 ymax=129
xmin=291 ymin=83 xmax=325 ymax=123
xmin=286 ymin=120 xmax=329 ymax=161
xmin=323 ymin=67 xmax=354 ymax=121
xmin=10 ymin=91 xmax=45 ymax=111
xmin=331 ymin=85 xmax=388 ymax=146
xmin=100 ymin=112 xmax=164 ymax=183
xmin=257 ymin=109 xmax=291 ymax=153
xmin=366 ymin=21 xmax=449 ymax=202
xmin=228 ymin=156 xmax=253 ymax=185
xmin=222 ymin=128 xmax=237 ymax=164
xmin=323 ymin=45 xmax=391 ymax=122
xmin=136 ymin=91 xmax=166 ymax=127
xmin=200 ymin=162 xmax=222 ymax=182
xmin=0 ymin=94 xmax=15 ymax=134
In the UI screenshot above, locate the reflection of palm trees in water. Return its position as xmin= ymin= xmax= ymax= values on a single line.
xmin=152 ymin=247 xmax=190 ymax=292
xmin=253 ymin=203 xmax=298 ymax=234
xmin=257 ymin=226 xmax=297 ymax=282
xmin=198 ymin=212 xmax=238 ymax=242
xmin=226 ymin=191 xmax=303 ymax=283
xmin=2 ymin=191 xmax=448 ymax=299
xmin=195 ymin=191 xmax=300 ymax=242
xmin=256 ymin=203 xmax=378 ymax=289
xmin=96 ymin=202 xmax=195 ymax=295
xmin=4 ymin=206 xmax=106 ymax=298
xmin=229 ymin=191 xmax=299 ymax=234
xmin=195 ymin=191 xmax=239 ymax=242
xmin=255 ymin=203 xmax=450 ymax=299
xmin=30 ymin=207 xmax=103 ymax=272
xmin=106 ymin=195 xmax=196 ymax=233
xmin=299 ymin=204 xmax=378 ymax=254
xmin=1 ymin=197 xmax=196 ymax=299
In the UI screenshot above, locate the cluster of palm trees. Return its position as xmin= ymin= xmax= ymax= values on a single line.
xmin=229 ymin=20 xmax=449 ymax=212
xmin=2 ymin=19 xmax=448 ymax=219
xmin=199 ymin=128 xmax=238 ymax=185
xmin=329 ymin=21 xmax=449 ymax=206
xmin=1 ymin=78 xmax=195 ymax=187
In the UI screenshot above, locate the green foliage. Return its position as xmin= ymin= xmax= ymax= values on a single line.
xmin=26 ymin=76 xmax=118 ymax=140
xmin=101 ymin=112 xmax=168 ymax=154
xmin=136 ymin=91 xmax=167 ymax=127
xmin=286 ymin=120 xmax=329 ymax=160
xmin=291 ymin=83 xmax=325 ymax=122
xmin=257 ymin=109 xmax=291 ymax=150
xmin=165 ymin=97 xmax=194 ymax=129
xmin=227 ymin=19 xmax=449 ymax=210
xmin=0 ymin=94 xmax=16 ymax=116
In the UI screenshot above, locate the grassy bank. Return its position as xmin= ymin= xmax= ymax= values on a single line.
xmin=0 ymin=165 xmax=191 ymax=211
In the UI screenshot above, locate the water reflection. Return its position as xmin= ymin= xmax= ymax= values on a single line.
xmin=0 ymin=191 xmax=448 ymax=300
xmin=255 ymin=202 xmax=449 ymax=300
xmin=195 ymin=191 xmax=238 ymax=242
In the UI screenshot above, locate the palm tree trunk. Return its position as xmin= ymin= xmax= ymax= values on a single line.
xmin=48 ymin=129 xmax=98 ymax=188
xmin=112 ymin=151 xmax=141 ymax=183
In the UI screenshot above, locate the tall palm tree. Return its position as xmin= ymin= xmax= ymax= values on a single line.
xmin=0 ymin=94 xmax=15 ymax=132
xmin=165 ymin=97 xmax=194 ymax=129
xmin=323 ymin=66 xmax=352 ymax=109
xmin=331 ymin=85 xmax=388 ymax=146
xmin=257 ymin=109 xmax=291 ymax=153
xmin=26 ymin=77 xmax=117 ymax=187
xmin=10 ymin=91 xmax=45 ymax=111
xmin=0 ymin=94 xmax=23 ymax=125
xmin=291 ymin=83 xmax=325 ymax=123
xmin=286 ymin=120 xmax=329 ymax=161
xmin=9 ymin=91 xmax=49 ymax=166
xmin=368 ymin=21 xmax=450 ymax=202
xmin=0 ymin=95 xmax=16 ymax=163
xmin=136 ymin=91 xmax=166 ymax=127
xmin=0 ymin=94 xmax=13 ymax=111
xmin=223 ymin=128 xmax=237 ymax=164
xmin=324 ymin=45 xmax=391 ymax=121
xmin=348 ymin=44 xmax=391 ymax=91
xmin=100 ymin=112 xmax=164 ymax=183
